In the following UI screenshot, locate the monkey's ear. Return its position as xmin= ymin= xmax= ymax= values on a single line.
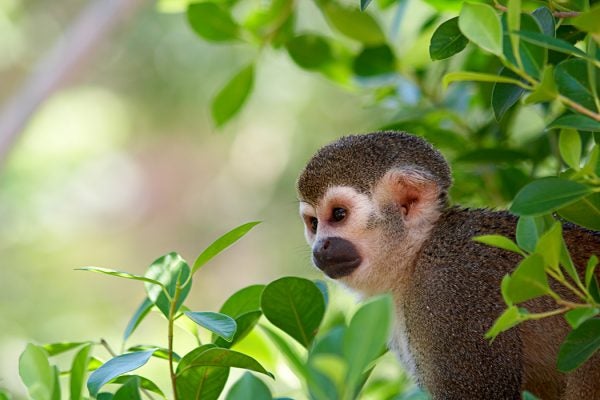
xmin=374 ymin=168 xmax=442 ymax=223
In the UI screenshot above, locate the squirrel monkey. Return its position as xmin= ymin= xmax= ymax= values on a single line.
xmin=297 ymin=131 xmax=600 ymax=400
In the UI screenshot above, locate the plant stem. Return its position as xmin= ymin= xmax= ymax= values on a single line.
xmin=169 ymin=284 xmax=183 ymax=400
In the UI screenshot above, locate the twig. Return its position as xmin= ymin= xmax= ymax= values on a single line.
xmin=494 ymin=3 xmax=581 ymax=18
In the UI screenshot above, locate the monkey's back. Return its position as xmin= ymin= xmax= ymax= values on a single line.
xmin=403 ymin=207 xmax=600 ymax=400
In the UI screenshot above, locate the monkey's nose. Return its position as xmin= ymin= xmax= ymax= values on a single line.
xmin=312 ymin=237 xmax=362 ymax=279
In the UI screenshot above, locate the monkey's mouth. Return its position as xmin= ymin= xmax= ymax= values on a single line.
xmin=313 ymin=257 xmax=362 ymax=279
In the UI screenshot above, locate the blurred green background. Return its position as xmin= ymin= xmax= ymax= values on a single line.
xmin=0 ymin=0 xmax=544 ymax=396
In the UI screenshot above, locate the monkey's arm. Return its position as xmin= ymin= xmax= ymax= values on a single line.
xmin=405 ymin=265 xmax=522 ymax=400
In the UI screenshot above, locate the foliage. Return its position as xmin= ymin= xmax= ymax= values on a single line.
xmin=14 ymin=222 xmax=415 ymax=399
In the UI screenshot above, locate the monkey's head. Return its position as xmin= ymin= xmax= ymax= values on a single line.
xmin=297 ymin=131 xmax=452 ymax=294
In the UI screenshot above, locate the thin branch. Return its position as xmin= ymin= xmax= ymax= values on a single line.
xmin=0 ymin=0 xmax=146 ymax=168
xmin=494 ymin=3 xmax=581 ymax=18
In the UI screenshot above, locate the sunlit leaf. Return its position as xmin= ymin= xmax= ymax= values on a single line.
xmin=458 ymin=2 xmax=503 ymax=56
xmin=572 ymin=5 xmax=600 ymax=34
xmin=19 ymin=344 xmax=55 ymax=400
xmin=70 ymin=344 xmax=92 ymax=400
xmin=524 ymin=66 xmax=557 ymax=104
xmin=215 ymin=310 xmax=262 ymax=348
xmin=565 ymin=308 xmax=600 ymax=329
xmin=548 ymin=114 xmax=600 ymax=132
xmin=323 ymin=3 xmax=385 ymax=44
xmin=443 ymin=71 xmax=526 ymax=88
xmin=42 ymin=342 xmax=88 ymax=357
xmin=144 ymin=252 xmax=191 ymax=318
xmin=177 ymin=347 xmax=272 ymax=377
xmin=261 ymin=277 xmax=325 ymax=348
xmin=486 ymin=306 xmax=528 ymax=339
xmin=474 ymin=235 xmax=525 ymax=256
xmin=187 ymin=3 xmax=239 ymax=42
xmin=193 ymin=222 xmax=261 ymax=273
xmin=76 ymin=267 xmax=165 ymax=289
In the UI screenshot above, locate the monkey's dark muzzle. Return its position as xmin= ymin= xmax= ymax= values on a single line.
xmin=312 ymin=237 xmax=362 ymax=279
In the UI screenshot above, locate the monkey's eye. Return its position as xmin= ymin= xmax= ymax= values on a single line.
xmin=310 ymin=217 xmax=318 ymax=233
xmin=332 ymin=207 xmax=346 ymax=222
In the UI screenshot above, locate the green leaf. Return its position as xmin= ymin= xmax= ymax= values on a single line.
xmin=226 ymin=372 xmax=272 ymax=400
xmin=344 ymin=295 xmax=392 ymax=393
xmin=187 ymin=3 xmax=239 ymax=42
xmin=572 ymin=5 xmax=600 ymax=35
xmin=515 ymin=30 xmax=586 ymax=58
xmin=123 ymin=298 xmax=153 ymax=342
xmin=565 ymin=308 xmax=600 ymax=329
xmin=485 ymin=306 xmax=528 ymax=339
xmin=548 ymin=114 xmax=600 ymax=132
xmin=177 ymin=347 xmax=273 ymax=378
xmin=113 ymin=376 xmax=141 ymax=400
xmin=193 ymin=222 xmax=261 ymax=273
xmin=523 ymin=66 xmax=557 ymax=104
xmin=429 ymin=17 xmax=469 ymax=60
xmin=42 ymin=342 xmax=88 ymax=357
xmin=510 ymin=177 xmax=593 ymax=216
xmin=557 ymin=318 xmax=600 ymax=372
xmin=323 ymin=3 xmax=385 ymax=44
xmin=286 ymin=34 xmax=333 ymax=70
xmin=522 ymin=390 xmax=541 ymax=400
xmin=458 ymin=2 xmax=503 ymax=56
xmin=126 ymin=345 xmax=180 ymax=362
xmin=473 ymin=235 xmax=525 ymax=255
xmin=19 ymin=344 xmax=55 ymax=400
xmin=534 ymin=222 xmax=562 ymax=272
xmin=443 ymin=71 xmax=526 ymax=88
xmin=352 ymin=45 xmax=396 ymax=77
xmin=531 ymin=7 xmax=554 ymax=37
xmin=211 ymin=64 xmax=254 ymax=127
xmin=259 ymin=325 xmax=309 ymax=381
xmin=215 ymin=310 xmax=262 ymax=348
xmin=76 ymin=267 xmax=166 ymax=289
xmin=516 ymin=216 xmax=554 ymax=253
xmin=555 ymin=59 xmax=599 ymax=111
xmin=360 ymin=0 xmax=373 ymax=11
xmin=510 ymin=15 xmax=547 ymax=79
xmin=144 ymin=252 xmax=192 ymax=318
xmin=505 ymin=254 xmax=550 ymax=304
xmin=491 ymin=69 xmax=525 ymax=121
xmin=506 ymin=0 xmax=521 ymax=68
xmin=97 ymin=393 xmax=113 ymax=400
xmin=219 ymin=285 xmax=265 ymax=318
xmin=352 ymin=44 xmax=396 ymax=77
xmin=112 ymin=375 xmax=165 ymax=398
xmin=0 ymin=390 xmax=11 ymax=400
xmin=87 ymin=349 xmax=157 ymax=396
xmin=176 ymin=345 xmax=229 ymax=400
xmin=456 ymin=148 xmax=530 ymax=163
xmin=185 ymin=311 xmax=237 ymax=341
xmin=314 ymin=280 xmax=329 ymax=307
xmin=586 ymin=255 xmax=599 ymax=289
xmin=70 ymin=343 xmax=92 ymax=400
xmin=261 ymin=277 xmax=325 ymax=348
xmin=559 ymin=193 xmax=600 ymax=231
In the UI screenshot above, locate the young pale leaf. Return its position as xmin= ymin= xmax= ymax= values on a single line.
xmin=70 ymin=344 xmax=92 ymax=400
xmin=534 ymin=222 xmax=562 ymax=272
xmin=473 ymin=235 xmax=525 ymax=256
xmin=76 ymin=267 xmax=165 ymax=289
xmin=485 ymin=306 xmax=527 ymax=340
xmin=506 ymin=254 xmax=550 ymax=304
xmin=343 ymin=295 xmax=392 ymax=392
xmin=555 ymin=59 xmax=598 ymax=111
xmin=123 ymin=298 xmax=154 ymax=342
xmin=212 ymin=65 xmax=254 ymax=127
xmin=429 ymin=17 xmax=469 ymax=60
xmin=42 ymin=342 xmax=88 ymax=357
xmin=144 ymin=252 xmax=191 ymax=318
xmin=501 ymin=275 xmax=513 ymax=306
xmin=187 ymin=3 xmax=239 ymax=42
xmin=193 ymin=221 xmax=260 ymax=273
xmin=506 ymin=0 xmax=521 ymax=67
xmin=113 ymin=376 xmax=141 ymax=400
xmin=185 ymin=311 xmax=237 ymax=341
xmin=510 ymin=178 xmax=593 ymax=216
xmin=557 ymin=319 xmax=600 ymax=372
xmin=523 ymin=66 xmax=557 ymax=104
xmin=458 ymin=2 xmax=503 ymax=56
xmin=286 ymin=35 xmax=333 ymax=70
xmin=87 ymin=349 xmax=157 ymax=396
xmin=176 ymin=347 xmax=273 ymax=378
xmin=443 ymin=71 xmax=526 ymax=88
xmin=226 ymin=372 xmax=272 ymax=400
xmin=19 ymin=344 xmax=55 ymax=400
xmin=559 ymin=129 xmax=581 ymax=170
xmin=565 ymin=308 xmax=600 ymax=329
xmin=261 ymin=277 xmax=325 ymax=348
xmin=572 ymin=6 xmax=600 ymax=34
xmin=323 ymin=3 xmax=385 ymax=44
xmin=548 ymin=114 xmax=600 ymax=132
xmin=586 ymin=255 xmax=599 ymax=289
